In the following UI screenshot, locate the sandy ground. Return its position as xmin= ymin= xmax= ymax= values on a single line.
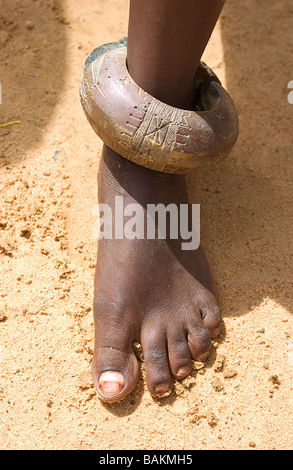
xmin=0 ymin=0 xmax=293 ymax=450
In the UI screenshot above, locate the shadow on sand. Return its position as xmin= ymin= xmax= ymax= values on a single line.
xmin=0 ymin=0 xmax=67 ymax=163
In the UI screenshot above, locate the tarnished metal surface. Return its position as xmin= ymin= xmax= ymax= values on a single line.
xmin=80 ymin=40 xmax=239 ymax=174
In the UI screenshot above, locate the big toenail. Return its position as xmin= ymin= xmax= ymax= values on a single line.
xmin=98 ymin=371 xmax=125 ymax=396
xmin=155 ymin=384 xmax=170 ymax=396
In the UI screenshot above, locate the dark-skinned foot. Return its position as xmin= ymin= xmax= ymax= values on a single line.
xmin=91 ymin=146 xmax=221 ymax=402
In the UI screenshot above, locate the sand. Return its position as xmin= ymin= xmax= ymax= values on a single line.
xmin=0 ymin=0 xmax=292 ymax=450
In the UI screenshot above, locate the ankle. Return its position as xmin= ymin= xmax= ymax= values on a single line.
xmin=99 ymin=145 xmax=188 ymax=206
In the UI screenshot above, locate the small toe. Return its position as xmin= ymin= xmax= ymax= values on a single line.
xmin=141 ymin=328 xmax=173 ymax=397
xmin=200 ymin=300 xmax=222 ymax=338
xmin=187 ymin=321 xmax=212 ymax=361
xmin=167 ymin=330 xmax=192 ymax=380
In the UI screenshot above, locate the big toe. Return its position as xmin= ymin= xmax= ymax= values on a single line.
xmin=92 ymin=309 xmax=140 ymax=403
xmin=93 ymin=345 xmax=139 ymax=402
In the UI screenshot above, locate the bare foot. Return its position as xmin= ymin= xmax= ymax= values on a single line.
xmin=92 ymin=146 xmax=221 ymax=402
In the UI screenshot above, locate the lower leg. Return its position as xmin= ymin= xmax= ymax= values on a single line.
xmin=93 ymin=0 xmax=225 ymax=401
xmin=127 ymin=0 xmax=225 ymax=108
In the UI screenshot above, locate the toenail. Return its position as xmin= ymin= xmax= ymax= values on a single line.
xmin=155 ymin=384 xmax=170 ymax=396
xmin=198 ymin=351 xmax=210 ymax=362
xmin=176 ymin=367 xmax=190 ymax=379
xmin=98 ymin=371 xmax=125 ymax=396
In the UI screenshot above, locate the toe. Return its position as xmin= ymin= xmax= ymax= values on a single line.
xmin=141 ymin=328 xmax=173 ymax=397
xmin=92 ymin=295 xmax=140 ymax=402
xmin=92 ymin=302 xmax=140 ymax=403
xmin=200 ymin=299 xmax=222 ymax=338
xmin=167 ymin=329 xmax=192 ymax=380
xmin=92 ymin=344 xmax=139 ymax=402
xmin=187 ymin=320 xmax=212 ymax=361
